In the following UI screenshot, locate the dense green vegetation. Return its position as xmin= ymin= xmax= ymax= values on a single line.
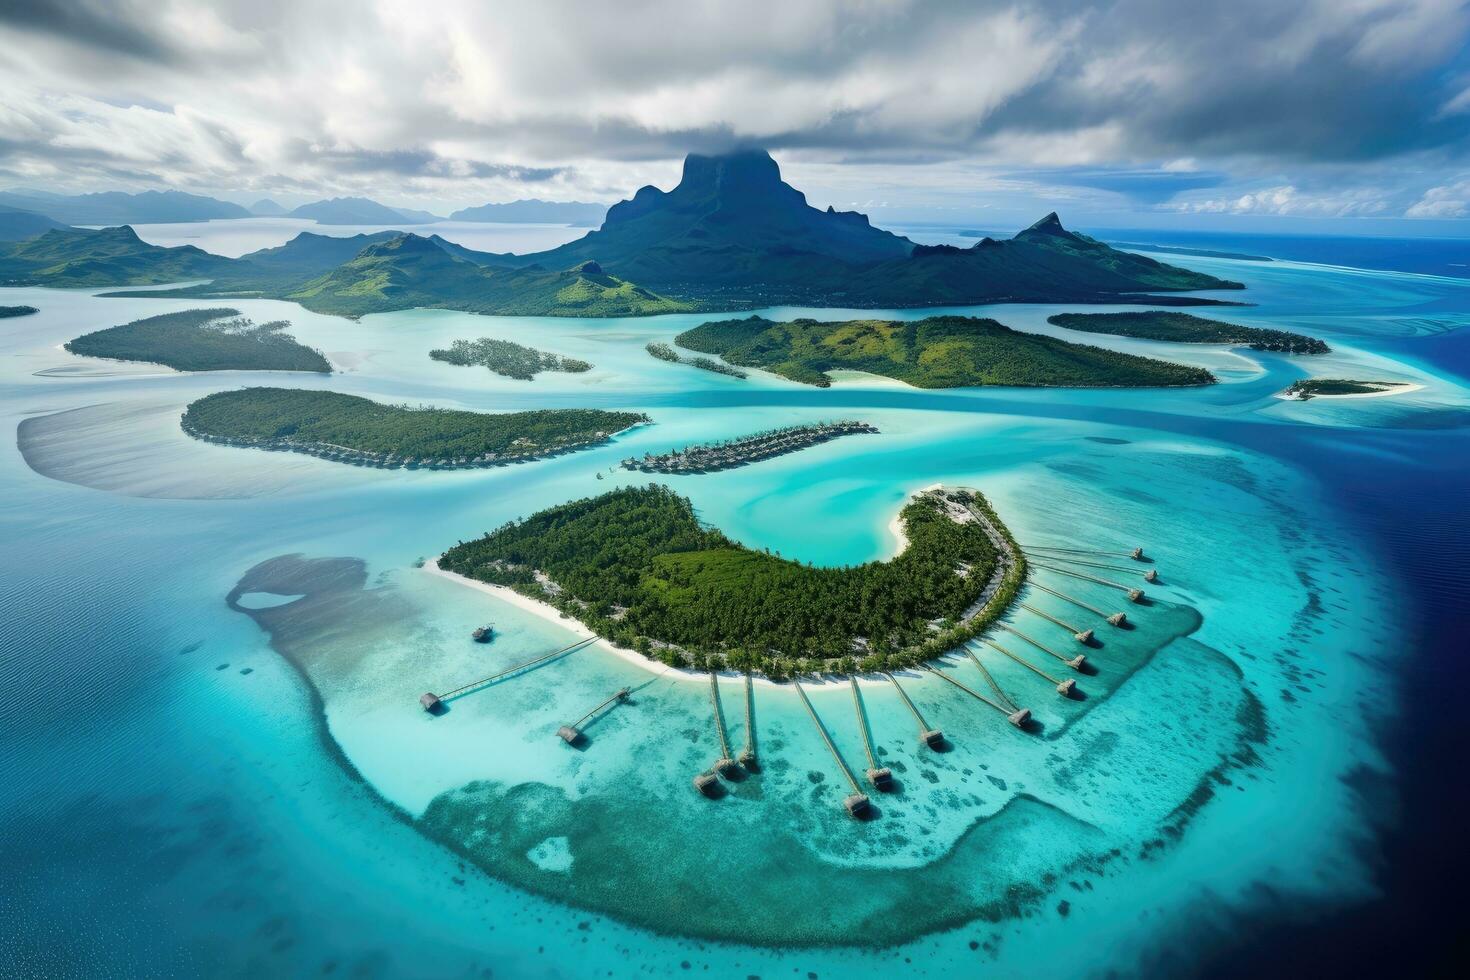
xmin=65 ymin=308 xmax=330 ymax=372
xmin=0 ymin=305 xmax=38 ymax=318
xmin=182 ymin=387 xmax=646 ymax=465
xmin=440 ymin=484 xmax=1017 ymax=674
xmin=431 ymin=337 xmax=591 ymax=380
xmin=1047 ymin=311 xmax=1329 ymax=354
xmin=1284 ymin=378 xmax=1405 ymax=399
xmin=0 ymin=226 xmax=235 ymax=286
xmin=676 ymin=314 xmax=1216 ymax=388
xmin=645 ymin=342 xmax=748 ymax=379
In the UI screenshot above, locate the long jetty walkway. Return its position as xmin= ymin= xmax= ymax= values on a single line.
xmin=1019 ymin=601 xmax=1094 ymax=644
xmin=1029 ymin=581 xmax=1129 ymax=627
xmin=1030 ymin=560 xmax=1147 ymax=603
xmin=419 ymin=637 xmax=597 ymax=712
xmin=739 ymin=671 xmax=757 ymax=767
xmin=849 ymin=678 xmax=893 ymax=790
xmin=1023 ymin=549 xmax=1159 ymax=582
xmin=622 ymin=420 xmax=878 ymax=475
xmin=922 ymin=662 xmax=1031 ymax=728
xmin=557 ymin=687 xmax=630 ymax=745
xmin=980 ymin=639 xmax=1076 ymax=698
xmin=793 ymin=680 xmax=871 ymax=818
xmin=708 ymin=672 xmax=739 ymax=777
xmin=1022 ymin=544 xmax=1149 ymax=562
xmin=884 ymin=671 xmax=944 ymax=748
xmin=998 ymin=623 xmax=1086 ymax=670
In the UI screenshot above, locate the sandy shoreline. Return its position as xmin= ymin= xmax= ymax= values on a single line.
xmin=886 ymin=482 xmax=944 ymax=558
xmin=422 ymin=559 xmax=909 ymax=689
xmin=1276 ymin=382 xmax=1424 ymax=401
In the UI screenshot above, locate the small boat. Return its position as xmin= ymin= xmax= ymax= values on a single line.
xmin=472 ymin=625 xmax=495 ymax=643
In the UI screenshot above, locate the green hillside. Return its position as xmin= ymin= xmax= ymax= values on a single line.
xmin=677 ymin=314 xmax=1216 ymax=388
xmin=65 ymin=308 xmax=330 ymax=372
xmin=0 ymin=226 xmax=235 ymax=286
xmin=1047 ymin=311 xmax=1330 ymax=354
xmin=182 ymin=387 xmax=646 ymax=463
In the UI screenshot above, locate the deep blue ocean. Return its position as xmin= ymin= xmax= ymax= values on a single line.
xmin=1 ymin=226 xmax=1466 ymax=977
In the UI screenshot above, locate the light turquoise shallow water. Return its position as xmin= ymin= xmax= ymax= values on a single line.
xmin=2 ymin=245 xmax=1468 ymax=976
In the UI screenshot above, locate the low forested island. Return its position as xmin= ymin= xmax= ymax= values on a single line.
xmin=181 ymin=387 xmax=647 ymax=468
xmin=431 ymin=337 xmax=591 ymax=380
xmin=1047 ymin=312 xmax=1329 ymax=354
xmin=675 ymin=315 xmax=1216 ymax=388
xmin=645 ymin=342 xmax=747 ymax=379
xmin=0 ymin=305 xmax=38 ymax=318
xmin=66 ymin=308 xmax=331 ymax=372
xmin=1282 ymin=378 xmax=1412 ymax=399
xmin=439 ymin=484 xmax=1024 ymax=675
xmin=623 ymin=421 xmax=877 ymax=474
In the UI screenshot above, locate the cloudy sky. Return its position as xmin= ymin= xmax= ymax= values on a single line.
xmin=4 ymin=0 xmax=1470 ymax=232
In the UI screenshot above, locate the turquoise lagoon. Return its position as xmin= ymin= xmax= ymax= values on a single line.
xmin=2 ymin=242 xmax=1467 ymax=976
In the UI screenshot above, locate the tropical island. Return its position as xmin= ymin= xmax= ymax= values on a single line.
xmin=65 ymin=308 xmax=331 ymax=372
xmin=8 ymin=151 xmax=1245 ymax=320
xmin=430 ymin=337 xmax=592 ymax=380
xmin=438 ymin=484 xmax=1023 ymax=675
xmin=622 ymin=421 xmax=877 ymax=474
xmin=181 ymin=387 xmax=647 ymax=468
xmin=1280 ymin=378 xmax=1418 ymax=400
xmin=645 ymin=342 xmax=747 ymax=379
xmin=675 ymin=314 xmax=1217 ymax=388
xmin=1047 ymin=311 xmax=1329 ymax=354
xmin=1 ymin=304 xmax=38 ymax=318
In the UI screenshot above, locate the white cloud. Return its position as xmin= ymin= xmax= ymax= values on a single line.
xmin=1406 ymin=178 xmax=1470 ymax=217
xmin=1171 ymin=185 xmax=1391 ymax=217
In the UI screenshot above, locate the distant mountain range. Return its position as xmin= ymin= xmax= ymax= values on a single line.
xmin=285 ymin=197 xmax=443 ymax=225
xmin=249 ymin=199 xmax=288 ymax=217
xmin=0 ymin=205 xmax=69 ymax=242
xmin=449 ymin=199 xmax=608 ymax=226
xmin=1 ymin=149 xmax=1243 ymax=318
xmin=0 ymin=189 xmax=252 ymax=225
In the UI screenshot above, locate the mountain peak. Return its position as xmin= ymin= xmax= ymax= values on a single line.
xmin=1028 ymin=211 xmax=1065 ymax=233
xmin=678 ymin=148 xmax=782 ymax=192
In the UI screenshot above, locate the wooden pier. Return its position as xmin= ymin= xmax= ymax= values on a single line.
xmin=1023 ymin=549 xmax=1159 ymax=582
xmin=738 ymin=671 xmax=758 ymax=768
xmin=556 ymin=687 xmax=630 ymax=745
xmin=1021 ymin=544 xmax=1148 ymax=562
xmin=708 ymin=672 xmax=740 ymax=777
xmin=922 ymin=663 xmax=1030 ymax=728
xmin=883 ymin=671 xmax=944 ymax=748
xmin=980 ymin=640 xmax=1076 ymax=698
xmin=419 ymin=636 xmax=596 ymax=713
xmin=1019 ymin=601 xmax=1094 ymax=644
xmin=1029 ymin=581 xmax=1129 ymax=627
xmin=998 ymin=623 xmax=1086 ymax=670
xmin=793 ymin=680 xmax=871 ymax=818
xmin=849 ymin=678 xmax=893 ymax=791
xmin=1030 ymin=560 xmax=1146 ymax=603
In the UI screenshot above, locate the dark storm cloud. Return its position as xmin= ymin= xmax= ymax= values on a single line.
xmin=2 ymin=0 xmax=1469 ymax=214
xmin=0 ymin=0 xmax=182 ymax=63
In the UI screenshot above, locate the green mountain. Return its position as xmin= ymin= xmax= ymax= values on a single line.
xmin=238 ymin=231 xmax=402 ymax=276
xmin=282 ymin=234 xmax=689 ymax=317
xmin=0 ymin=189 xmax=251 ymax=224
xmin=0 ymin=205 xmax=68 ymax=242
xmin=0 ymin=225 xmax=235 ymax=286
xmin=287 ymin=197 xmax=439 ymax=225
xmin=676 ymin=314 xmax=1216 ymax=388
xmin=500 ymin=151 xmax=1241 ymax=306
